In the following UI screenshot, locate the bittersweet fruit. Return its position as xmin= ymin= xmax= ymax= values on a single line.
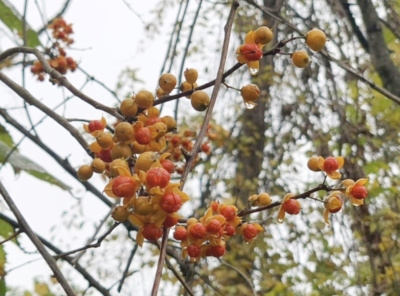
xmin=292 ymin=51 xmax=309 ymax=68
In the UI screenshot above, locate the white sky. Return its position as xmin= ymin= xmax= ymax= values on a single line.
xmin=1 ymin=1 xmax=189 ymax=294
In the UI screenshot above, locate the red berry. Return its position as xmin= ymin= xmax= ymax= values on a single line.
xmin=88 ymin=120 xmax=105 ymax=132
xmin=187 ymin=244 xmax=201 ymax=258
xmin=282 ymin=199 xmax=301 ymax=215
xmin=206 ymin=245 xmax=226 ymax=258
xmin=163 ymin=215 xmax=179 ymax=228
xmin=112 ymin=176 xmax=136 ymax=197
xmin=224 ymin=224 xmax=236 ymax=236
xmin=96 ymin=149 xmax=112 ymax=162
xmin=147 ymin=117 xmax=162 ymax=125
xmin=136 ymin=127 xmax=151 ymax=145
xmin=160 ymin=159 xmax=175 ymax=174
xmin=160 ymin=192 xmax=182 ymax=213
xmin=206 ymin=219 xmax=222 ymax=235
xmin=242 ymin=224 xmax=259 ymax=241
xmin=189 ymin=222 xmax=207 ymax=239
xmin=173 ymin=226 xmax=188 ymax=240
xmin=142 ymin=223 xmax=163 ymax=241
xmin=146 ymin=167 xmax=171 ymax=188
xmin=241 ymin=43 xmax=263 ymax=61
xmin=352 ymin=185 xmax=368 ymax=199
xmin=323 ymin=157 xmax=339 ymax=173
xmin=219 ymin=205 xmax=236 ymax=220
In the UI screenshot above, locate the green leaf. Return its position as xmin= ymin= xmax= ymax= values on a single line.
xmin=0 ymin=0 xmax=40 ymax=47
xmin=0 ymin=219 xmax=15 ymax=243
xmin=0 ymin=141 xmax=71 ymax=191
xmin=0 ymin=125 xmax=15 ymax=149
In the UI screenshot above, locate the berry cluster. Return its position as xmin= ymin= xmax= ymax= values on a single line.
xmin=173 ymin=201 xmax=263 ymax=261
xmin=30 ymin=18 xmax=77 ymax=81
xmin=291 ymin=29 xmax=327 ymax=68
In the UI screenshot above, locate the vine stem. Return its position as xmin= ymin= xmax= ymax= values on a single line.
xmin=150 ymin=1 xmax=240 ymax=295
xmin=0 ymin=181 xmax=76 ymax=296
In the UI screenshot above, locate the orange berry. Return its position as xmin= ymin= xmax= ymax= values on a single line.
xmin=161 ymin=192 xmax=182 ymax=213
xmin=134 ymin=151 xmax=158 ymax=173
xmin=242 ymin=223 xmax=260 ymax=241
xmin=258 ymin=193 xmax=271 ymax=206
xmin=96 ymin=149 xmax=112 ymax=162
xmin=219 ymin=205 xmax=237 ymax=220
xmin=325 ymin=195 xmax=343 ymax=213
xmin=112 ymin=176 xmax=136 ymax=197
xmin=146 ymin=167 xmax=171 ymax=188
xmin=291 ymin=51 xmax=309 ymax=68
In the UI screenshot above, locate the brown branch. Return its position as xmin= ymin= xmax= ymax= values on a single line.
xmin=0 ymin=212 xmax=111 ymax=296
xmin=55 ymin=222 xmax=120 ymax=259
xmin=0 ymin=47 xmax=123 ymax=119
xmin=0 ymin=181 xmax=76 ymax=296
xmin=0 ymin=228 xmax=23 ymax=245
xmin=151 ymin=227 xmax=171 ymax=296
xmin=0 ymin=72 xmax=91 ymax=155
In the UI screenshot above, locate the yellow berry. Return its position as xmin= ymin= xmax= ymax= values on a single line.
xmin=307 ymin=156 xmax=320 ymax=172
xmin=190 ymin=90 xmax=210 ymax=112
xmin=90 ymin=158 xmax=106 ymax=173
xmin=258 ymin=193 xmax=271 ymax=206
xmin=114 ymin=122 xmax=134 ymax=142
xmin=110 ymin=143 xmax=132 ymax=160
xmin=291 ymin=51 xmax=309 ymax=68
xmin=254 ymin=26 xmax=273 ymax=44
xmin=306 ymin=29 xmax=326 ymax=52
xmin=135 ymin=151 xmax=158 ymax=173
xmin=159 ymin=73 xmax=177 ymax=93
xmin=112 ymin=206 xmax=130 ymax=222
xmin=96 ymin=132 xmax=114 ymax=149
xmin=131 ymin=141 xmax=147 ymax=154
xmin=156 ymin=87 xmax=167 ymax=99
xmin=180 ymin=81 xmax=198 ymax=98
xmin=184 ymin=68 xmax=198 ymax=84
xmin=77 ymin=165 xmax=93 ymax=181
xmin=241 ymin=84 xmax=260 ymax=104
xmin=109 ymin=159 xmax=129 ymax=177
xmin=120 ymin=98 xmax=138 ymax=117
xmin=161 ymin=115 xmax=177 ymax=131
xmin=135 ymin=90 xmax=154 ymax=109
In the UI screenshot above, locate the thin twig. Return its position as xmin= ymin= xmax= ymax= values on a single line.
xmin=165 ymin=255 xmax=195 ymax=296
xmin=0 ymin=47 xmax=124 ymax=119
xmin=220 ymin=259 xmax=256 ymax=296
xmin=117 ymin=244 xmax=139 ymax=292
xmin=179 ymin=0 xmax=240 ymax=189
xmin=0 ymin=72 xmax=91 ymax=155
xmin=0 ymin=212 xmax=111 ymax=296
xmin=151 ymin=227 xmax=170 ymax=296
xmin=0 ymin=229 xmax=23 ymax=245
xmin=0 ymin=181 xmax=76 ymax=296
